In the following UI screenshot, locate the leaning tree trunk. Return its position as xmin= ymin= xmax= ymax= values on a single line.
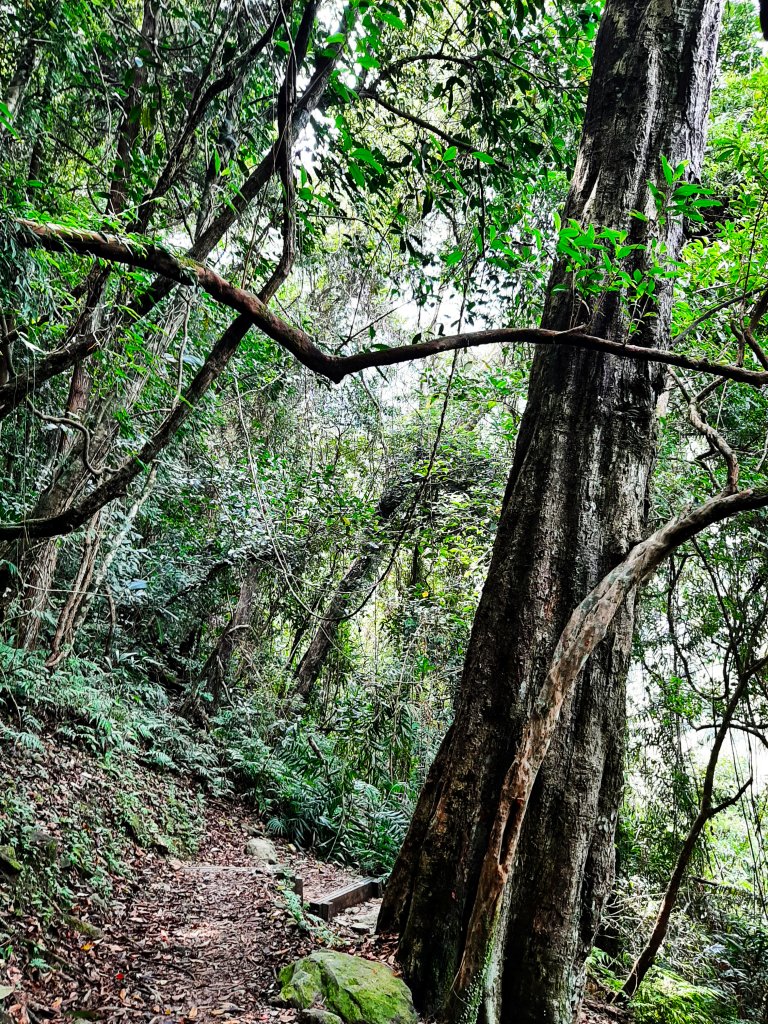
xmin=293 ymin=482 xmax=407 ymax=699
xmin=378 ymin=4 xmax=724 ymax=1024
xmin=14 ymin=352 xmax=101 ymax=649
xmin=621 ymin=655 xmax=763 ymax=998
xmin=0 ymin=2 xmax=160 ymax=641
xmin=46 ymin=463 xmax=158 ymax=666
xmin=199 ymin=558 xmax=261 ymax=710
xmin=293 ymin=555 xmax=372 ymax=697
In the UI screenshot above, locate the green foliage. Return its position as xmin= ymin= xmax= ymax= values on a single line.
xmin=0 ymin=642 xmax=222 ymax=782
xmin=0 ymin=747 xmax=203 ymax=966
xmin=280 ymin=887 xmax=340 ymax=946
xmin=632 ymin=969 xmax=737 ymax=1024
xmin=587 ymin=952 xmax=746 ymax=1024
xmin=1 ymin=0 xmax=768 ymax=1017
xmin=0 ymin=643 xmax=416 ymax=874
xmin=216 ymin=709 xmax=414 ymax=873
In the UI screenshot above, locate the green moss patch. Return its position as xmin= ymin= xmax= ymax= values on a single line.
xmin=280 ymin=951 xmax=417 ymax=1024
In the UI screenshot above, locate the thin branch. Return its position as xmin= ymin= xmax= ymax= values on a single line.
xmin=189 ymin=11 xmax=347 ymax=262
xmin=709 ymin=777 xmax=752 ymax=817
xmin=620 ymin=649 xmax=768 ymax=999
xmin=359 ymin=88 xmax=476 ymax=152
xmin=674 ymin=286 xmax=764 ymax=343
xmin=743 ymin=284 xmax=768 ymax=370
xmin=257 ymin=0 xmax=315 ymax=302
xmin=136 ymin=9 xmax=279 ymax=228
xmin=673 ymin=371 xmax=739 ymax=492
xmin=25 ymin=403 xmax=103 ymax=478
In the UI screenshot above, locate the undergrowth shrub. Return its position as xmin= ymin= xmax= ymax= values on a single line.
xmin=632 ymin=969 xmax=738 ymax=1024
xmin=213 ymin=709 xmax=413 ymax=873
xmin=0 ymin=644 xmax=416 ymax=873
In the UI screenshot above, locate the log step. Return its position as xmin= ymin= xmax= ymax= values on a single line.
xmin=308 ymin=878 xmax=381 ymax=921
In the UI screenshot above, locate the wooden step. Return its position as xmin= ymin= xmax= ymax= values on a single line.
xmin=308 ymin=878 xmax=381 ymax=921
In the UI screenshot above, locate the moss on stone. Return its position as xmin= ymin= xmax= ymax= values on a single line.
xmin=279 ymin=951 xmax=417 ymax=1024
xmin=280 ymin=956 xmax=325 ymax=1008
xmin=0 ymin=845 xmax=22 ymax=875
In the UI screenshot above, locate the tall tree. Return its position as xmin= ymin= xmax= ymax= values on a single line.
xmin=378 ymin=3 xmax=726 ymax=1023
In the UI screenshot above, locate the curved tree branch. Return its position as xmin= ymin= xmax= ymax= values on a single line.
xmin=447 ymin=483 xmax=768 ymax=1019
xmin=4 ymin=217 xmax=768 ymax=424
xmin=0 ymin=315 xmax=251 ymax=540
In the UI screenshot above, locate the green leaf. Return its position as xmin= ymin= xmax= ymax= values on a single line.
xmin=0 ymin=101 xmax=19 ymax=139
xmin=357 ymin=53 xmax=379 ymax=69
xmin=471 ymin=151 xmax=495 ymax=165
xmin=378 ymin=10 xmax=406 ymax=29
xmin=443 ymin=146 xmax=458 ymax=162
xmin=672 ymin=183 xmax=703 ymax=197
xmin=351 ymin=147 xmax=384 ymax=173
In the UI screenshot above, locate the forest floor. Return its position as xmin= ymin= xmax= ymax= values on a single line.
xmin=0 ymin=744 xmax=625 ymax=1024
xmin=2 ymin=798 xmax=400 ymax=1023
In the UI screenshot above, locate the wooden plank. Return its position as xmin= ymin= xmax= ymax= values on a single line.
xmin=308 ymin=878 xmax=381 ymax=921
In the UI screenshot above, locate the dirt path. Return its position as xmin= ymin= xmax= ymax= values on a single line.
xmin=11 ymin=803 xmax=392 ymax=1023
xmin=7 ymin=802 xmax=621 ymax=1024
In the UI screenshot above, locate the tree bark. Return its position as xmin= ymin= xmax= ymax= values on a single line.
xmin=13 ymin=218 xmax=768 ymax=405
xmin=378 ymin=4 xmax=724 ymax=1024
xmin=199 ymin=558 xmax=261 ymax=710
xmin=443 ymin=484 xmax=768 ymax=1019
xmin=45 ymin=512 xmax=103 ymax=666
xmin=14 ymin=349 xmax=101 ymax=649
xmin=46 ymin=464 xmax=158 ymax=666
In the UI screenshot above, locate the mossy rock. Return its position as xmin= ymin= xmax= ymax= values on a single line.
xmin=26 ymin=829 xmax=59 ymax=863
xmin=279 ymin=951 xmax=417 ymax=1024
xmin=63 ymin=914 xmax=103 ymax=939
xmin=300 ymin=1009 xmax=343 ymax=1024
xmin=0 ymin=846 xmax=22 ymax=876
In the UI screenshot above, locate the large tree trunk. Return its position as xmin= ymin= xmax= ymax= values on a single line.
xmin=378 ymin=4 xmax=724 ymax=1023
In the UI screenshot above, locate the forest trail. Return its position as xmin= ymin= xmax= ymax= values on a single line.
xmin=11 ymin=803 xmax=394 ymax=1023
xmin=8 ymin=801 xmax=622 ymax=1024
